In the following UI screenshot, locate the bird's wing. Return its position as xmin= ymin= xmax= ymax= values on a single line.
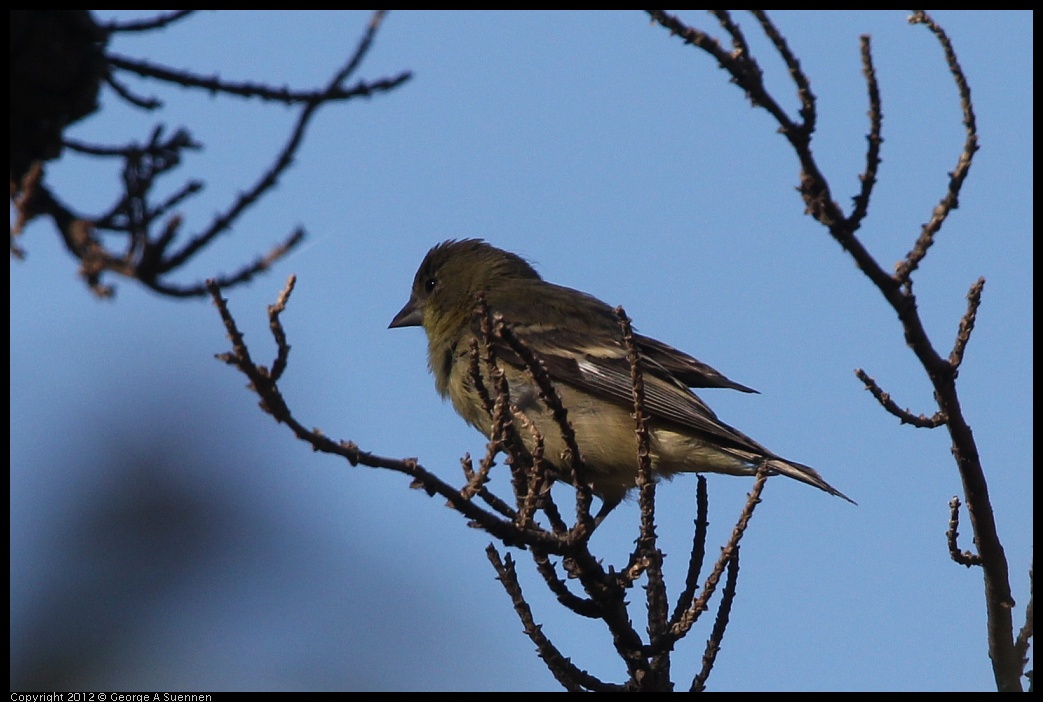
xmin=485 ymin=322 xmax=770 ymax=456
xmin=487 ymin=280 xmax=757 ymax=394
xmin=632 ymin=333 xmax=757 ymax=394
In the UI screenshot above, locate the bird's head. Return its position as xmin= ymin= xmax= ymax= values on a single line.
xmin=389 ymin=239 xmax=540 ymax=342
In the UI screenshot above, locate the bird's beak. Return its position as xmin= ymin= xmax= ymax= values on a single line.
xmin=388 ymin=298 xmax=423 ymax=329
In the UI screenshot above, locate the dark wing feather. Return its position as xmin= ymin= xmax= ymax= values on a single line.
xmin=479 ymin=280 xmax=766 ymax=453
xmin=487 ymin=279 xmax=756 ymax=394
xmin=633 ymin=333 xmax=757 ymax=393
xmin=486 ymin=324 xmax=772 ymax=457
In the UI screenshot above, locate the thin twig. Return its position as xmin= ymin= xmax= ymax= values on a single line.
xmin=895 ymin=11 xmax=979 ymax=285
xmin=103 ymin=72 xmax=162 ymax=110
xmin=617 ymin=306 xmax=668 ymax=651
xmin=487 ymin=546 xmax=622 ymax=692
xmin=667 ymin=468 xmax=767 ymax=644
xmin=531 ymin=549 xmax=603 ymax=619
xmin=266 ymin=274 xmax=296 ymax=382
xmin=1012 ymin=567 xmax=1033 ymax=679
xmin=459 ymin=453 xmax=518 ymax=520
xmin=750 ymin=10 xmax=817 ymax=135
xmin=850 ymin=34 xmax=883 ymax=229
xmin=102 ymin=10 xmax=197 ymax=34
xmin=492 ymin=317 xmax=596 ymax=538
xmin=950 ymin=278 xmax=985 ymax=369
xmin=107 ymin=53 xmax=409 ymax=105
xmin=671 ymin=475 xmax=710 ymax=626
xmin=206 ymin=278 xmax=572 ymax=553
xmin=691 ymin=547 xmax=740 ymax=692
xmin=161 ymin=11 xmax=410 ymax=272
xmin=855 ymin=369 xmax=947 ymax=428
xmin=947 ymin=497 xmax=983 ymax=567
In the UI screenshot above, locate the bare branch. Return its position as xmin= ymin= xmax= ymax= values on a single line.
xmin=895 ymin=11 xmax=980 ymax=286
xmin=102 ymin=10 xmax=197 ymax=34
xmin=750 ymin=10 xmax=817 ymax=133
xmin=648 ymin=10 xmax=801 ymax=137
xmin=148 ymin=227 xmax=306 ymax=299
xmin=459 ymin=453 xmax=518 ymax=521
xmin=487 ymin=546 xmax=622 ymax=692
xmin=102 ymin=71 xmax=162 ymax=110
xmin=946 ymin=496 xmax=983 ymax=567
xmin=671 ymin=476 xmax=710 ymax=626
xmin=107 ymin=52 xmax=410 ymax=105
xmin=475 ymin=302 xmax=539 ymax=509
xmin=492 ymin=316 xmax=596 ymax=536
xmin=691 ymin=547 xmax=740 ymax=692
xmin=161 ymin=12 xmax=410 ymax=273
xmin=950 ymin=278 xmax=985 ymax=369
xmin=855 ymin=368 xmax=947 ymax=428
xmin=205 ymin=278 xmax=570 ymax=553
xmin=531 ymin=550 xmax=603 ymax=619
xmin=14 ymin=10 xmax=410 ymax=299
xmin=1013 ymin=567 xmax=1033 ymax=681
xmin=617 ymin=306 xmax=668 ymax=652
xmin=266 ymin=274 xmax=296 ymax=382
xmin=850 ymin=35 xmax=883 ymax=229
xmin=709 ymin=11 xmax=750 ymax=55
xmin=668 ymin=468 xmax=767 ymax=644
xmin=10 ymin=162 xmax=44 ymax=254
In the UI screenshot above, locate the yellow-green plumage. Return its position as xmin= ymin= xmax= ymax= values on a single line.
xmin=390 ymin=239 xmax=853 ymax=507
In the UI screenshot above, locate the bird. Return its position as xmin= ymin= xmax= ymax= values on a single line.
xmin=389 ymin=238 xmax=853 ymax=509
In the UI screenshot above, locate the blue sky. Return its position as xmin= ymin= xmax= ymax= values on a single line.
xmin=11 ymin=10 xmax=1032 ymax=691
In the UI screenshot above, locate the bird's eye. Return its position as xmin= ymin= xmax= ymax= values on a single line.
xmin=424 ymin=277 xmax=437 ymax=293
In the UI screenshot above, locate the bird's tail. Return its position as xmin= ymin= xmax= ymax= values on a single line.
xmin=764 ymin=457 xmax=856 ymax=505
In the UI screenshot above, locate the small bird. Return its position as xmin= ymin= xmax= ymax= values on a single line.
xmin=389 ymin=239 xmax=853 ymax=508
